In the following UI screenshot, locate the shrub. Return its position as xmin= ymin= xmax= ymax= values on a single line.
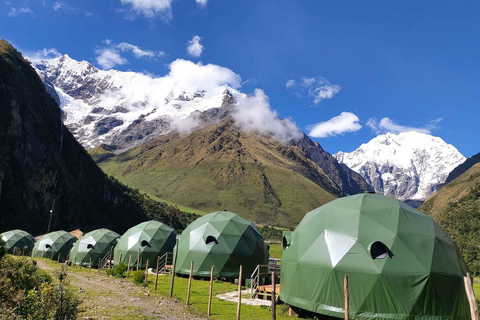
xmin=0 ymin=238 xmax=5 ymax=261
xmin=0 ymin=257 xmax=81 ymax=319
xmin=132 ymin=270 xmax=145 ymax=285
xmin=106 ymin=262 xmax=128 ymax=278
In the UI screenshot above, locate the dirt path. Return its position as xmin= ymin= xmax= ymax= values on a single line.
xmin=36 ymin=259 xmax=205 ymax=320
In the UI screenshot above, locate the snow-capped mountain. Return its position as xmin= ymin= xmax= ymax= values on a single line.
xmin=334 ymin=131 xmax=465 ymax=202
xmin=32 ymin=54 xmax=244 ymax=150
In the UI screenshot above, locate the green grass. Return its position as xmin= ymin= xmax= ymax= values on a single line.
xmin=268 ymin=243 xmax=283 ymax=260
xmin=140 ymin=271 xmax=291 ymax=319
xmin=35 ymin=258 xmax=292 ymax=320
xmin=474 ymin=278 xmax=480 ymax=302
xmin=148 ymin=193 xmax=207 ymax=216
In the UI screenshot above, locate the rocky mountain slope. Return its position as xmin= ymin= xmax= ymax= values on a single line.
xmin=32 ymin=54 xmax=244 ymax=150
xmin=420 ymin=161 xmax=480 ymax=273
xmin=334 ymin=131 xmax=465 ymax=205
xmin=94 ymin=118 xmax=346 ymax=227
xmin=0 ymin=40 xmax=194 ymax=234
xmin=441 ymin=151 xmax=480 ymax=188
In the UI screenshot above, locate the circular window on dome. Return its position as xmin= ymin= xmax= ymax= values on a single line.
xmin=205 ymin=236 xmax=218 ymax=245
xmin=45 ymin=244 xmax=52 ymax=249
xmin=282 ymin=236 xmax=290 ymax=250
xmin=370 ymin=241 xmax=390 ymax=260
xmin=141 ymin=240 xmax=150 ymax=247
xmin=87 ymin=244 xmax=95 ymax=250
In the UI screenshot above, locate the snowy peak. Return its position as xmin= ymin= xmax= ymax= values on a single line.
xmin=334 ymin=131 xmax=465 ymax=202
xmin=32 ymin=56 xmax=243 ymax=150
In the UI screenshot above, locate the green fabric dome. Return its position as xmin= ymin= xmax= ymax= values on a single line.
xmin=280 ymin=193 xmax=470 ymax=320
xmin=113 ymin=220 xmax=177 ymax=268
xmin=32 ymin=231 xmax=77 ymax=262
xmin=0 ymin=229 xmax=35 ymax=255
xmin=70 ymin=228 xmax=120 ymax=267
xmin=175 ymin=211 xmax=269 ymax=278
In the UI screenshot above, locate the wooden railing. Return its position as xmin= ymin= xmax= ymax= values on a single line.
xmin=250 ymin=259 xmax=281 ymax=299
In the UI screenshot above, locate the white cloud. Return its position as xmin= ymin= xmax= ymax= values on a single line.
xmin=95 ymin=48 xmax=128 ymax=69
xmin=8 ymin=7 xmax=33 ymax=17
xmin=309 ymin=83 xmax=341 ymax=104
xmin=94 ymin=40 xmax=165 ymax=69
xmin=187 ymin=35 xmax=203 ymax=58
xmin=285 ymin=79 xmax=295 ymax=89
xmin=25 ymin=48 xmax=62 ymax=61
xmin=286 ymin=76 xmax=340 ymax=105
xmin=116 ymin=42 xmax=165 ymax=58
xmin=308 ymin=112 xmax=362 ymax=138
xmin=96 ymin=58 xmax=241 ymax=114
xmin=120 ymin=0 xmax=173 ymax=20
xmin=196 ymin=0 xmax=207 ymax=7
xmin=366 ymin=117 xmax=442 ymax=135
xmin=232 ymin=89 xmax=302 ymax=142
xmin=53 ymin=2 xmax=63 ymax=10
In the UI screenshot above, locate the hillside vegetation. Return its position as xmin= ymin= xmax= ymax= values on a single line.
xmin=421 ymin=162 xmax=480 ymax=274
xmin=95 ymin=119 xmax=338 ymax=227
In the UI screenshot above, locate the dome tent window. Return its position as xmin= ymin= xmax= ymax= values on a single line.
xmin=87 ymin=244 xmax=95 ymax=249
xmin=369 ymin=241 xmax=390 ymax=260
xmin=45 ymin=244 xmax=52 ymax=249
xmin=205 ymin=236 xmax=217 ymax=245
xmin=141 ymin=240 xmax=151 ymax=247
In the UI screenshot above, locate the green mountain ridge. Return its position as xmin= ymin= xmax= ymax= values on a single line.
xmin=420 ymin=161 xmax=480 ymax=274
xmin=94 ymin=118 xmax=344 ymax=227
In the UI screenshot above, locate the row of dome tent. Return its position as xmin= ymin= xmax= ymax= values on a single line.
xmin=0 ymin=210 xmax=269 ymax=278
xmin=1 ymin=194 xmax=475 ymax=320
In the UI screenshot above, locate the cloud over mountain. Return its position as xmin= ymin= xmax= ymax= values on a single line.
xmin=308 ymin=112 xmax=361 ymax=138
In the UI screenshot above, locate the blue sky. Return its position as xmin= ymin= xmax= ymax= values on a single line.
xmin=1 ymin=0 xmax=479 ymax=157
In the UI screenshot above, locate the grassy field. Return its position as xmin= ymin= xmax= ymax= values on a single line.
xmin=474 ymin=278 xmax=480 ymax=304
xmin=268 ymin=243 xmax=283 ymax=260
xmin=36 ymin=257 xmax=292 ymax=320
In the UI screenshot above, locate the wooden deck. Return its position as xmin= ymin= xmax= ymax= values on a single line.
xmin=256 ymin=284 xmax=280 ymax=300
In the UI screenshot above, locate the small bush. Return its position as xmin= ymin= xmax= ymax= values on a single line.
xmin=132 ymin=270 xmax=145 ymax=285
xmin=106 ymin=263 xmax=128 ymax=278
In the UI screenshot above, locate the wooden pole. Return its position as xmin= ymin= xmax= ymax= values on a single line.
xmin=57 ymin=253 xmax=61 ymax=263
xmin=145 ymin=259 xmax=150 ymax=283
xmin=237 ymin=265 xmax=242 ymax=320
xmin=344 ymin=276 xmax=349 ymax=320
xmin=127 ymin=255 xmax=132 ymax=278
xmin=464 ymin=273 xmax=479 ymax=320
xmin=271 ymin=271 xmax=276 ymax=320
xmin=208 ymin=265 xmax=214 ymax=317
xmin=169 ymin=238 xmax=179 ymax=298
xmin=155 ymin=256 xmax=160 ymax=291
xmin=108 ymin=246 xmax=113 ymax=270
xmin=51 ymin=250 xmax=54 ymax=259
xmin=22 ymin=248 xmax=25 ymax=256
xmin=89 ymin=258 xmax=92 ymax=271
xmin=137 ymin=249 xmax=140 ymax=271
xmin=186 ymin=261 xmax=194 ymax=306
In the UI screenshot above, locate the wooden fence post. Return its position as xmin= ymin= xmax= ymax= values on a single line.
xmin=57 ymin=253 xmax=61 ymax=263
xmin=208 ymin=265 xmax=214 ymax=316
xmin=464 ymin=273 xmax=479 ymax=320
xmin=89 ymin=258 xmax=92 ymax=271
xmin=108 ymin=246 xmax=113 ymax=270
xmin=137 ymin=249 xmax=140 ymax=271
xmin=271 ymin=271 xmax=276 ymax=320
xmin=127 ymin=255 xmax=131 ymax=278
xmin=22 ymin=248 xmax=25 ymax=256
xmin=169 ymin=238 xmax=179 ymax=298
xmin=344 ymin=276 xmax=349 ymax=320
xmin=186 ymin=261 xmax=194 ymax=306
xmin=51 ymin=250 xmax=54 ymax=259
xmin=237 ymin=265 xmax=243 ymax=320
xmin=145 ymin=259 xmax=149 ymax=283
xmin=155 ymin=256 xmax=160 ymax=291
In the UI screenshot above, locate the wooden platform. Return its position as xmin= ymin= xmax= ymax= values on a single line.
xmin=256 ymin=284 xmax=280 ymax=300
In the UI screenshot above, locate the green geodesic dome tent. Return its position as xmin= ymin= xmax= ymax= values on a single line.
xmin=113 ymin=220 xmax=177 ymax=268
xmin=280 ymin=193 xmax=471 ymax=320
xmin=0 ymin=229 xmax=35 ymax=255
xmin=70 ymin=228 xmax=120 ymax=267
xmin=175 ymin=211 xmax=269 ymax=278
xmin=32 ymin=231 xmax=77 ymax=262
